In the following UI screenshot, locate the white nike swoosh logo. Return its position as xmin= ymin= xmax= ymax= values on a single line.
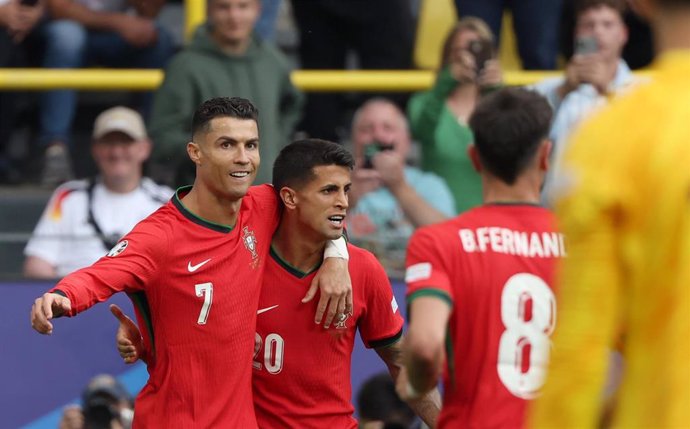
xmin=257 ymin=305 xmax=279 ymax=315
xmin=187 ymin=258 xmax=212 ymax=272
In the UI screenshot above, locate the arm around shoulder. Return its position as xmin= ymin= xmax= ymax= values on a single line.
xmin=304 ymin=242 xmax=352 ymax=328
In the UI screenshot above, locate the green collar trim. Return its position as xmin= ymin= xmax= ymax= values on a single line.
xmin=270 ymin=246 xmax=322 ymax=279
xmin=173 ymin=186 xmax=234 ymax=233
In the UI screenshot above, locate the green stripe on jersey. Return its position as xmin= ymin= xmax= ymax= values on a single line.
xmin=406 ymin=288 xmax=453 ymax=322
xmin=446 ymin=325 xmax=456 ymax=389
xmin=370 ymin=328 xmax=403 ymax=349
xmin=129 ymin=291 xmax=155 ymax=358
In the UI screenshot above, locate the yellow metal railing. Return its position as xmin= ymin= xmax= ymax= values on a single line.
xmin=2 ymin=0 xmax=648 ymax=92
xmin=184 ymin=0 xmax=205 ymax=42
xmin=0 ymin=69 xmax=565 ymax=91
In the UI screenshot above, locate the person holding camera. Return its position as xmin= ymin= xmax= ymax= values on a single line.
xmin=347 ymin=97 xmax=455 ymax=276
xmin=59 ymin=374 xmax=134 ymax=429
xmin=408 ymin=17 xmax=503 ymax=214
xmin=531 ymin=0 xmax=636 ymax=199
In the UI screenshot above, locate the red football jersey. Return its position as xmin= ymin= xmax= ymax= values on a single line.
xmin=405 ymin=204 xmax=564 ymax=429
xmin=51 ymin=185 xmax=279 ymax=429
xmin=253 ymin=244 xmax=404 ymax=429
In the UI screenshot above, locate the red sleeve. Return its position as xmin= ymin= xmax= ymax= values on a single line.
xmin=50 ymin=218 xmax=168 ymax=317
xmin=404 ymin=227 xmax=454 ymax=306
xmin=357 ymin=249 xmax=404 ymax=349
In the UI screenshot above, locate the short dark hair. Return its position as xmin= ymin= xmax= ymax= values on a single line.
xmin=191 ymin=97 xmax=259 ymax=138
xmin=468 ymin=87 xmax=552 ymax=185
xmin=272 ymin=139 xmax=354 ymax=192
xmin=357 ymin=372 xmax=415 ymax=426
xmin=575 ymin=0 xmax=626 ymax=16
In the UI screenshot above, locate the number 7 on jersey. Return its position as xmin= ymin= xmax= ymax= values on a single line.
xmin=195 ymin=282 xmax=213 ymax=325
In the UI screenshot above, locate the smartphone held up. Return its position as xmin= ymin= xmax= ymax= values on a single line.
xmin=362 ymin=141 xmax=394 ymax=169
xmin=575 ymin=36 xmax=599 ymax=55
xmin=468 ymin=39 xmax=494 ymax=73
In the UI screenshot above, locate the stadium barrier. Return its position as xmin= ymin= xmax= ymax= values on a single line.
xmin=184 ymin=0 xmax=205 ymax=42
xmin=3 ymin=279 xmax=407 ymax=428
xmin=0 ymin=69 xmax=566 ymax=91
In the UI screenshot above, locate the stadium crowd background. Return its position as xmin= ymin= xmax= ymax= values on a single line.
xmin=0 ymin=0 xmax=653 ymax=279
xmin=0 ymin=0 xmax=652 ymax=426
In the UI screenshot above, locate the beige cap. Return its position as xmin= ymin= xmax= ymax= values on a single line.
xmin=92 ymin=106 xmax=147 ymax=141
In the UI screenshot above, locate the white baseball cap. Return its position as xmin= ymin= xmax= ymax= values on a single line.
xmin=93 ymin=106 xmax=147 ymax=141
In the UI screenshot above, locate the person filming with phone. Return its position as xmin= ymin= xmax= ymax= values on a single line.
xmin=347 ymin=97 xmax=455 ymax=277
xmin=408 ymin=17 xmax=503 ymax=215
xmin=532 ymin=0 xmax=637 ymax=200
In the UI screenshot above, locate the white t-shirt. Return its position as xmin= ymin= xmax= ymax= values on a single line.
xmin=24 ymin=177 xmax=173 ymax=277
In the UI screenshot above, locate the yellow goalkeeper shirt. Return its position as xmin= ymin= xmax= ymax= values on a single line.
xmin=529 ymin=51 xmax=690 ymax=428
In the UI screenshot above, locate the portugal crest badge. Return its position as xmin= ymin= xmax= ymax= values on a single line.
xmin=242 ymin=226 xmax=259 ymax=268
xmin=334 ymin=310 xmax=353 ymax=330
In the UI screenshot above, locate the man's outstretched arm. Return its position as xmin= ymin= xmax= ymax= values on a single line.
xmin=31 ymin=292 xmax=72 ymax=335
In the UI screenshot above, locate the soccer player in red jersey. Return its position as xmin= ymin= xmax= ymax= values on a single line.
xmin=115 ymin=138 xmax=441 ymax=428
xmin=29 ymin=97 xmax=351 ymax=429
xmin=398 ymin=87 xmax=563 ymax=428
xmin=254 ymin=139 xmax=439 ymax=428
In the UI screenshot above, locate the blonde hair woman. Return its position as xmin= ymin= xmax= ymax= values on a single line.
xmin=407 ymin=17 xmax=503 ymax=213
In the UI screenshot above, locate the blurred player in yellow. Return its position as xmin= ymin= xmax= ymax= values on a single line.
xmin=528 ymin=0 xmax=690 ymax=427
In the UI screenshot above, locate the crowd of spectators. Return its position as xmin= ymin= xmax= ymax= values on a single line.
xmin=2 ymin=0 xmax=653 ymax=277
xmin=5 ymin=0 xmax=675 ymax=426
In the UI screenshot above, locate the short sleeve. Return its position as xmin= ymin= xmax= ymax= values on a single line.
xmin=404 ymin=227 xmax=453 ymax=306
xmin=24 ymin=188 xmax=74 ymax=265
xmin=357 ymin=251 xmax=404 ymax=349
